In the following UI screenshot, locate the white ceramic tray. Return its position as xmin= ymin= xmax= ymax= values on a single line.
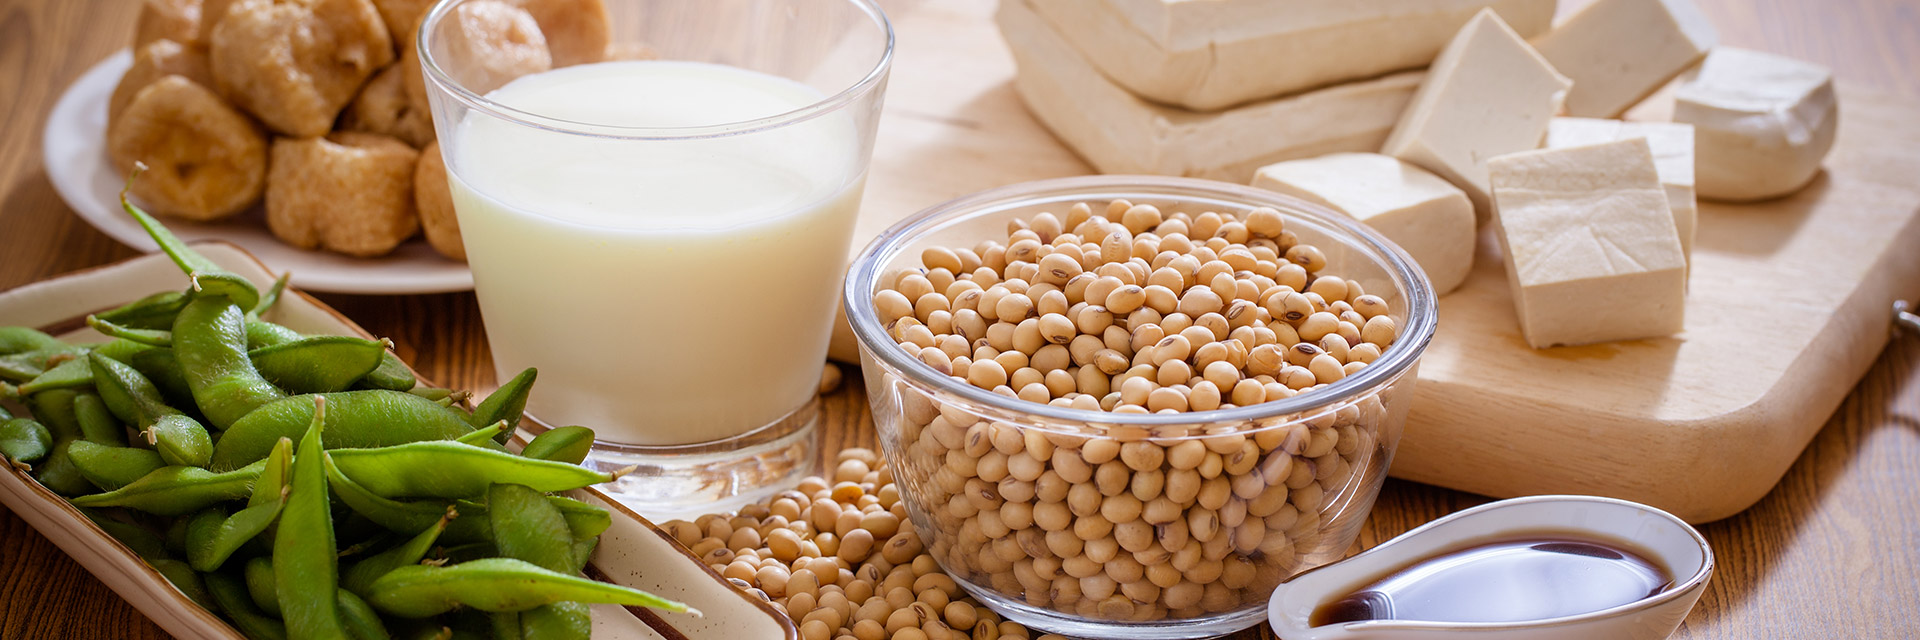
xmin=0 ymin=243 xmax=795 ymax=639
xmin=42 ymin=51 xmax=475 ymax=295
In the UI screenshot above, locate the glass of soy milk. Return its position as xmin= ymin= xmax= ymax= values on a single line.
xmin=416 ymin=0 xmax=892 ymax=516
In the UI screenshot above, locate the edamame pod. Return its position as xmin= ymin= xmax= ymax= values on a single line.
xmin=0 ymin=327 xmax=66 ymax=355
xmin=151 ymin=558 xmax=218 ymax=612
xmin=330 ymin=441 xmax=614 ymax=499
xmin=325 ymin=453 xmax=490 ymax=544
xmin=120 ymin=187 xmax=261 ymax=311
xmin=188 ymin=438 xmax=293 ymax=571
xmin=175 ymin=296 xmax=286 ymax=429
xmin=68 ymin=460 xmax=266 ymax=515
xmin=26 ymin=388 xmax=84 ymax=440
xmin=95 ymin=289 xmax=190 ymax=331
xmin=90 ymin=352 xmax=207 ymax=435
xmin=545 ymin=497 xmax=611 ymax=541
xmin=469 ymin=369 xmax=535 ymax=443
xmin=488 ymin=484 xmax=573 ymax=573
xmin=0 ymin=356 xmax=43 ymax=382
xmin=342 ymin=510 xmax=454 ymax=597
xmin=0 ymin=418 xmax=53 ymax=469
xmin=72 ymin=392 xmax=128 ymax=447
xmin=150 ymin=414 xmax=214 ymax=468
xmin=364 ymin=558 xmax=693 ymax=618
xmin=338 ymin=589 xmax=392 ymax=640
xmin=454 ymin=422 xmax=506 ymax=446
xmin=87 ymin=314 xmax=173 ymax=347
xmin=212 ymin=390 xmax=475 ymax=471
xmin=250 ymin=336 xmax=391 ymax=394
xmin=360 ymin=354 xmax=417 ymax=392
xmin=128 ymin=348 xmax=197 ymax=409
xmin=251 ymin=273 xmax=290 ymax=320
xmin=520 ymin=427 xmax=592 ymax=465
xmin=274 ymin=397 xmax=348 ymax=639
xmin=246 ymin=320 xmax=305 ymax=349
xmin=519 ymin=601 xmax=590 ymax=640
xmin=246 ymin=556 xmax=283 ymax=618
xmin=66 ymin=440 xmax=166 ymax=491
xmin=489 ymin=613 xmax=524 ymax=640
xmin=80 ymin=509 xmax=169 ymax=561
xmin=17 ymin=357 xmax=94 ymax=394
xmin=36 ymin=440 xmax=97 ymax=496
xmin=206 ymin=570 xmax=290 ymax=640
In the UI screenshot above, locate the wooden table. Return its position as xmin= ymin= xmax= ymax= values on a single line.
xmin=2 ymin=0 xmax=1917 ymax=637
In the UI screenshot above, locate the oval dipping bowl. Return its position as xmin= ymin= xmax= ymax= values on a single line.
xmin=1268 ymin=495 xmax=1713 ymax=640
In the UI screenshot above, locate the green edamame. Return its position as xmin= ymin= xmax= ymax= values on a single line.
xmin=274 ymin=397 xmax=348 ymax=639
xmin=489 ymin=613 xmax=524 ymax=640
xmin=454 ymin=422 xmax=506 ymax=446
xmin=81 ymin=509 xmax=169 ymax=561
xmin=90 ymin=352 xmax=213 ymax=466
xmin=121 ymin=185 xmax=260 ymax=311
xmin=246 ymin=320 xmax=305 ymax=349
xmin=17 ymin=357 xmax=94 ymax=394
xmin=67 ymin=440 xmax=166 ymax=491
xmin=212 ymin=390 xmax=475 ymax=471
xmin=68 ymin=460 xmax=266 ymax=515
xmin=151 ymin=558 xmax=218 ymax=612
xmin=469 ymin=369 xmax=535 ymax=443
xmin=331 ymin=441 xmax=614 ymax=500
xmin=0 ymin=418 xmax=53 ymax=469
xmin=246 ymin=556 xmax=284 ymax=618
xmin=520 ymin=427 xmax=593 ymax=465
xmin=520 ymin=601 xmax=590 ymax=640
xmin=0 ymin=357 xmax=41 ymax=383
xmin=95 ymin=289 xmax=190 ymax=331
xmin=175 ymin=296 xmax=286 ymax=430
xmin=128 ymin=348 xmax=196 ymax=408
xmin=206 ymin=570 xmax=289 ymax=640
xmin=87 ymin=314 xmax=173 ymax=347
xmin=0 ymin=327 xmax=65 ymax=355
xmin=342 ymin=509 xmax=452 ymax=597
xmin=364 ymin=558 xmax=691 ymax=618
xmin=324 ymin=453 xmax=489 ymax=544
xmin=338 ymin=588 xmax=393 ymax=640
xmin=149 ymin=414 xmax=214 ymax=468
xmin=26 ymin=388 xmax=83 ymax=440
xmin=72 ymin=392 xmax=128 ymax=447
xmin=488 ymin=484 xmax=573 ymax=573
xmin=544 ymin=497 xmax=611 ymax=541
xmin=252 ymin=273 xmax=290 ymax=320
xmin=36 ymin=440 xmax=97 ymax=496
xmin=250 ymin=336 xmax=391 ymax=394
xmin=188 ymin=438 xmax=293 ymax=571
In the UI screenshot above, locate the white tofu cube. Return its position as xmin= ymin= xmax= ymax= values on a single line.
xmin=1489 ymin=138 xmax=1687 ymax=348
xmin=1534 ymin=0 xmax=1718 ymax=117
xmin=1251 ymin=153 xmax=1477 ymax=295
xmin=1546 ymin=118 xmax=1697 ymax=268
xmin=1674 ymin=47 xmax=1839 ymax=202
xmin=1383 ymin=9 xmax=1572 ymax=222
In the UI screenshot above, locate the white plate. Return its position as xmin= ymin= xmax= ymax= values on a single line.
xmin=41 ymin=51 xmax=475 ymax=295
xmin=0 ymin=244 xmax=795 ymax=639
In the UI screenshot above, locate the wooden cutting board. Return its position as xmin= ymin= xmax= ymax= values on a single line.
xmin=841 ymin=1 xmax=1920 ymax=523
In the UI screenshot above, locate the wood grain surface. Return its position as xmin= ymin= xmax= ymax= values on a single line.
xmin=1 ymin=0 xmax=1917 ymax=639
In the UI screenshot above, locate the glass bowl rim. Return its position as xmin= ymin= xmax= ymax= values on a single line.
xmin=417 ymin=0 xmax=895 ymax=141
xmin=843 ymin=174 xmax=1439 ymax=428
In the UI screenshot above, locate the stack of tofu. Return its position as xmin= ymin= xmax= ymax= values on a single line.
xmin=1001 ymin=0 xmax=1840 ymax=349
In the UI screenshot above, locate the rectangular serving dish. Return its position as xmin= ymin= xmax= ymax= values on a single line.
xmin=0 ymin=243 xmax=797 ymax=640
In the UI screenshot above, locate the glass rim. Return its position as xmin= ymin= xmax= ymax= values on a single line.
xmin=416 ymin=0 xmax=895 ymax=141
xmin=843 ymin=175 xmax=1440 ymax=428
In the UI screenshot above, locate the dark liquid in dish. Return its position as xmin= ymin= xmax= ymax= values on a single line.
xmin=1310 ymin=536 xmax=1672 ymax=626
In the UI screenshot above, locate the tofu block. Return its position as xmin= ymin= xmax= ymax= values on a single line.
xmin=1251 ymin=153 xmax=1477 ymax=295
xmin=1028 ymin=0 xmax=1556 ymax=111
xmin=1673 ymin=47 xmax=1839 ymax=202
xmin=1489 ymin=138 xmax=1686 ymax=348
xmin=1546 ymin=118 xmax=1697 ymax=267
xmin=1382 ymin=9 xmax=1572 ymax=223
xmin=998 ymin=0 xmax=1423 ymax=183
xmin=1534 ymin=0 xmax=1717 ymax=118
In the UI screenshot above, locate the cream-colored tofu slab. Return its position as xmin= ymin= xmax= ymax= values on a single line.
xmin=1533 ymin=0 xmax=1717 ymax=118
xmin=1251 ymin=153 xmax=1477 ymax=295
xmin=1383 ymin=9 xmax=1572 ymax=223
xmin=1673 ymin=47 xmax=1839 ymax=202
xmin=1028 ymin=0 xmax=1555 ymax=111
xmin=1546 ymin=118 xmax=1697 ymax=267
xmin=1489 ymin=138 xmax=1686 ymax=349
xmin=997 ymin=0 xmax=1423 ymax=183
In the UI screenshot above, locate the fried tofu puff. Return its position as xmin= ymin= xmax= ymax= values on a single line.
xmin=110 ymin=39 xmax=214 ymax=126
xmin=340 ymin=64 xmax=436 ymax=148
xmin=403 ymin=1 xmax=551 ymax=117
xmin=135 ymin=0 xmax=202 ymax=48
xmin=369 ymin=0 xmax=434 ymax=48
xmin=412 ymin=141 xmax=464 ymax=261
xmin=196 ymin=0 xmax=236 ymax=43
xmin=506 ymin=0 xmax=610 ymax=67
xmin=108 ymin=76 xmax=268 ymax=221
xmin=209 ymin=0 xmax=394 ymax=138
xmin=267 ymin=133 xmax=422 ymax=257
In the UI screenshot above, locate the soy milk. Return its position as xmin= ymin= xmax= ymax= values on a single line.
xmin=447 ymin=61 xmax=865 ymax=445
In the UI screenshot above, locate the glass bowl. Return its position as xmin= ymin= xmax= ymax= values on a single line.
xmin=842 ymin=176 xmax=1437 ymax=638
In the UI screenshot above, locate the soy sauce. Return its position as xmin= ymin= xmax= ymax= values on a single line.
xmin=1310 ymin=536 xmax=1671 ymax=626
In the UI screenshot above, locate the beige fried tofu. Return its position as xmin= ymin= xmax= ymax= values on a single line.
xmin=267 ymin=132 xmax=421 ymax=257
xmin=340 ymin=64 xmax=436 ymax=148
xmin=111 ymin=39 xmax=214 ymax=126
xmin=135 ymin=0 xmax=203 ymax=49
xmin=209 ymin=0 xmax=394 ymax=137
xmin=402 ymin=1 xmax=552 ymax=119
xmin=413 ymin=141 xmax=464 ymax=261
xmin=370 ymin=0 xmax=434 ymax=47
xmin=108 ymin=76 xmax=268 ymax=221
xmin=506 ymin=0 xmax=610 ymax=67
